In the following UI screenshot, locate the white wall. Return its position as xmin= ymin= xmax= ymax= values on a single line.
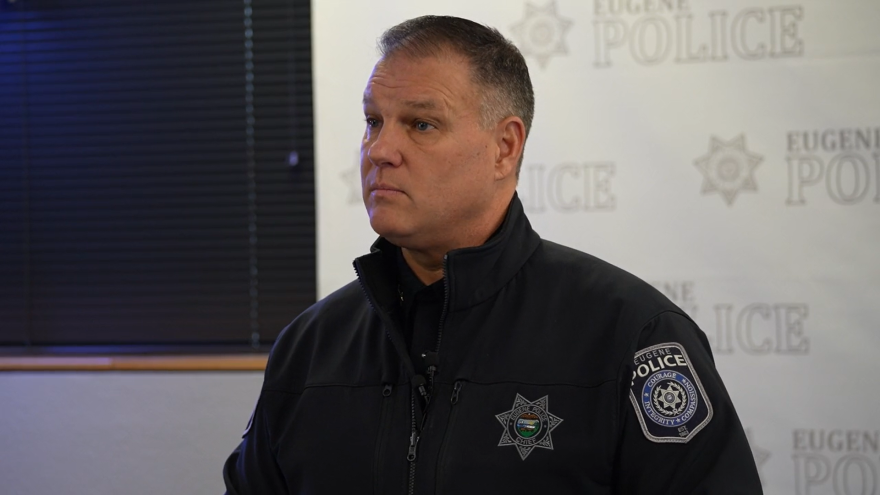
xmin=0 ymin=372 xmax=261 ymax=495
xmin=314 ymin=1 xmax=880 ymax=493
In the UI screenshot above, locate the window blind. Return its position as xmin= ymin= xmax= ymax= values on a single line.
xmin=0 ymin=0 xmax=315 ymax=347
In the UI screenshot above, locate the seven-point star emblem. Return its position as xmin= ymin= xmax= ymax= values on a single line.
xmin=694 ymin=135 xmax=763 ymax=205
xmin=496 ymin=394 xmax=563 ymax=460
xmin=511 ymin=1 xmax=574 ymax=69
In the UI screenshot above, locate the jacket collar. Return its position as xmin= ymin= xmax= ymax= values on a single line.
xmin=352 ymin=193 xmax=541 ymax=315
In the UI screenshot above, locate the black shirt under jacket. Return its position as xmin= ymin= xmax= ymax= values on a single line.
xmin=223 ymin=193 xmax=763 ymax=494
xmin=396 ymin=246 xmax=444 ymax=380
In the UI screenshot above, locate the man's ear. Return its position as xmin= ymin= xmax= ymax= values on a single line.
xmin=494 ymin=116 xmax=526 ymax=181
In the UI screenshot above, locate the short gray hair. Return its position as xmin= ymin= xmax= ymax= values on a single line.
xmin=378 ymin=16 xmax=535 ymax=172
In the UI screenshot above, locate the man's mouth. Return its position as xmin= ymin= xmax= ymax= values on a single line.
xmin=370 ymin=183 xmax=404 ymax=195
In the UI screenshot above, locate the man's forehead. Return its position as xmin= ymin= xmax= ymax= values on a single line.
xmin=362 ymin=52 xmax=477 ymax=109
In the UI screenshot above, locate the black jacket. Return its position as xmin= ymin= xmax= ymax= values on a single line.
xmin=224 ymin=196 xmax=762 ymax=494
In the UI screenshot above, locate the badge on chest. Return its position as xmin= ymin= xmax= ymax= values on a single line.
xmin=496 ymin=394 xmax=564 ymax=460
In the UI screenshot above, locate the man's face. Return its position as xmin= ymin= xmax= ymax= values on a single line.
xmin=361 ymin=52 xmax=499 ymax=250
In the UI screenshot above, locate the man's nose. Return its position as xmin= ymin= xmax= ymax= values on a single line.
xmin=366 ymin=125 xmax=403 ymax=168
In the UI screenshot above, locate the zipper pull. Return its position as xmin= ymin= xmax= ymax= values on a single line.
xmin=450 ymin=381 xmax=463 ymax=405
xmin=423 ymin=352 xmax=439 ymax=384
xmin=382 ymin=384 xmax=393 ymax=397
xmin=411 ymin=374 xmax=429 ymax=404
xmin=407 ymin=430 xmax=420 ymax=462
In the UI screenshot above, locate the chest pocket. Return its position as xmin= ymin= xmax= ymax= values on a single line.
xmin=435 ymin=381 xmax=617 ymax=495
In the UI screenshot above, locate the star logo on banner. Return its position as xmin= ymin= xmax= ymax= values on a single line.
xmin=746 ymin=429 xmax=771 ymax=486
xmin=511 ymin=1 xmax=573 ymax=69
xmin=694 ymin=135 xmax=763 ymax=206
xmin=340 ymin=160 xmax=362 ymax=206
xmin=496 ymin=394 xmax=563 ymax=460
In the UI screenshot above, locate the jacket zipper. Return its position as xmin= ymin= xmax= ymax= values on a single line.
xmin=407 ymin=395 xmax=419 ymax=495
xmin=355 ymin=257 xmax=451 ymax=495
xmin=373 ymin=384 xmax=394 ymax=495
xmin=353 ymin=264 xmax=411 ymax=373
xmin=408 ymin=374 xmax=433 ymax=495
xmin=408 ymin=255 xmax=451 ymax=495
xmin=353 ymin=263 xmax=423 ymax=495
xmin=435 ymin=381 xmax=464 ymax=494
xmin=406 ymin=254 xmax=461 ymax=495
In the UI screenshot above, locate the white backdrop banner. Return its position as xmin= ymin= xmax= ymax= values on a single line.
xmin=313 ymin=1 xmax=880 ymax=493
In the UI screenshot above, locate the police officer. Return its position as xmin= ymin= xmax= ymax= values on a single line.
xmin=224 ymin=15 xmax=762 ymax=494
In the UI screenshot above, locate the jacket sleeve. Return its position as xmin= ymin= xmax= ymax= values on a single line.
xmin=613 ymin=311 xmax=763 ymax=494
xmin=223 ymin=393 xmax=288 ymax=495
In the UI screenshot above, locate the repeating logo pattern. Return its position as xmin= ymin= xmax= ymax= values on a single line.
xmin=591 ymin=3 xmax=806 ymax=68
xmin=511 ymin=1 xmax=574 ymax=69
xmin=496 ymin=394 xmax=564 ymax=460
xmin=792 ymin=429 xmax=880 ymax=494
xmin=649 ymin=282 xmax=812 ymax=357
xmin=518 ymin=162 xmax=617 ymax=214
xmin=785 ymin=127 xmax=880 ymax=206
xmin=694 ymin=134 xmax=763 ymax=205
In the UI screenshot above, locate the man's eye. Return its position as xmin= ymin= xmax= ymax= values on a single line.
xmin=365 ymin=117 xmax=379 ymax=128
xmin=414 ymin=121 xmax=434 ymax=131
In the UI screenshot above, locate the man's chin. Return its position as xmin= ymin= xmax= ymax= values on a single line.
xmin=368 ymin=214 xmax=413 ymax=242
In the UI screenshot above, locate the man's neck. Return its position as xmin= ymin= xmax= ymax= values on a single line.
xmin=396 ymin=189 xmax=515 ymax=285
xmin=401 ymin=211 xmax=510 ymax=285
xmin=401 ymin=248 xmax=445 ymax=285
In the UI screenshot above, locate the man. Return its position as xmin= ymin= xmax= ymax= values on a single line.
xmin=224 ymin=15 xmax=762 ymax=494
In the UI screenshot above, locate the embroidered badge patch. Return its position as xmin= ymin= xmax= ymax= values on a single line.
xmin=629 ymin=343 xmax=713 ymax=443
xmin=496 ymin=394 xmax=563 ymax=460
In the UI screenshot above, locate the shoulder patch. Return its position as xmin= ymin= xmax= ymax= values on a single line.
xmin=628 ymin=342 xmax=713 ymax=443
